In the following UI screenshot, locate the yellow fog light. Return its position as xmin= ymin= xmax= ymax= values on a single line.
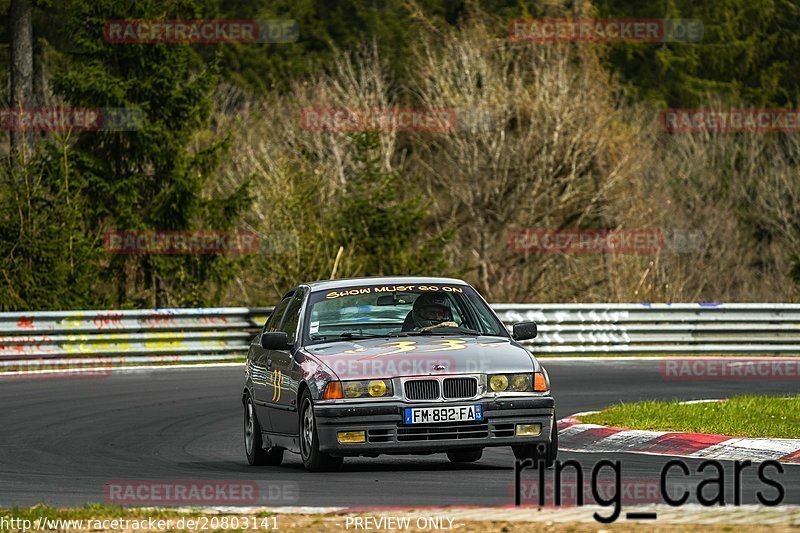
xmin=515 ymin=423 xmax=542 ymax=437
xmin=489 ymin=374 xmax=509 ymax=392
xmin=337 ymin=431 xmax=366 ymax=444
xmin=368 ymin=380 xmax=387 ymax=397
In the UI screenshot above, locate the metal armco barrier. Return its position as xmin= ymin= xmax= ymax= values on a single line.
xmin=494 ymin=303 xmax=800 ymax=354
xmin=0 ymin=308 xmax=270 ymax=366
xmin=1 ymin=303 xmax=799 ymax=366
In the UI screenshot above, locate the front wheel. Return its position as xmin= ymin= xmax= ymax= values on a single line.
xmin=299 ymin=391 xmax=343 ymax=472
xmin=244 ymin=394 xmax=284 ymax=466
xmin=512 ymin=417 xmax=558 ymax=468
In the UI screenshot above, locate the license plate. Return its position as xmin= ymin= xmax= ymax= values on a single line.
xmin=404 ymin=405 xmax=483 ymax=424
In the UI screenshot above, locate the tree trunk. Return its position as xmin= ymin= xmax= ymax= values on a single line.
xmin=10 ymin=0 xmax=34 ymax=161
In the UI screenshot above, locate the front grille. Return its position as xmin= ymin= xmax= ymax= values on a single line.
xmin=404 ymin=379 xmax=440 ymax=400
xmin=442 ymin=377 xmax=477 ymax=399
xmin=397 ymin=421 xmax=489 ymax=441
xmin=367 ymin=428 xmax=393 ymax=443
xmin=492 ymin=423 xmax=515 ymax=438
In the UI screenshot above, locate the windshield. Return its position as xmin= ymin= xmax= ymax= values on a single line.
xmin=304 ymin=283 xmax=507 ymax=344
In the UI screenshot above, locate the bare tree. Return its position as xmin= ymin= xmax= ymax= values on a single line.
xmin=210 ymin=7 xmax=800 ymax=305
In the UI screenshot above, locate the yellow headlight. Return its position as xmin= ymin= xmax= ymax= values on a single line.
xmin=489 ymin=374 xmax=508 ymax=392
xmin=368 ymin=380 xmax=388 ymax=397
xmin=511 ymin=374 xmax=531 ymax=391
xmin=343 ymin=381 xmax=363 ymax=398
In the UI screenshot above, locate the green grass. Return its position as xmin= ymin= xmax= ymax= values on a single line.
xmin=1 ymin=504 xmax=276 ymax=532
xmin=1 ymin=504 xmax=203 ymax=520
xmin=581 ymin=395 xmax=800 ymax=438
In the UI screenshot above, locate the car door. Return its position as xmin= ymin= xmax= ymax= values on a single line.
xmin=251 ymin=295 xmax=292 ymax=432
xmin=267 ymin=289 xmax=306 ymax=435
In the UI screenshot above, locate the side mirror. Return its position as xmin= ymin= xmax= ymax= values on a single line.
xmin=260 ymin=332 xmax=290 ymax=350
xmin=512 ymin=321 xmax=537 ymax=341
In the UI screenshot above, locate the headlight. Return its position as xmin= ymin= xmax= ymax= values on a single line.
xmin=343 ymin=381 xmax=364 ymax=398
xmin=510 ymin=374 xmax=531 ymax=391
xmin=340 ymin=379 xmax=393 ymax=399
xmin=489 ymin=373 xmax=544 ymax=393
xmin=368 ymin=380 xmax=387 ymax=397
xmin=489 ymin=374 xmax=509 ymax=392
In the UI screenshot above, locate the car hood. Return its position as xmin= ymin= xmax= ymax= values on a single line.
xmin=304 ymin=335 xmax=537 ymax=380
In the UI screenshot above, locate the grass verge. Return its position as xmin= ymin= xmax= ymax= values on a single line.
xmin=0 ymin=505 xmax=796 ymax=532
xmin=580 ymin=395 xmax=800 ymax=438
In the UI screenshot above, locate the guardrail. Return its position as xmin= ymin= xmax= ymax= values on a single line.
xmin=1 ymin=303 xmax=799 ymax=367
xmin=0 ymin=308 xmax=270 ymax=367
xmin=494 ymin=303 xmax=800 ymax=354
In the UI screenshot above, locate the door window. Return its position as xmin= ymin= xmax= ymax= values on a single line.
xmin=279 ymin=291 xmax=304 ymax=344
xmin=264 ymin=296 xmax=292 ymax=333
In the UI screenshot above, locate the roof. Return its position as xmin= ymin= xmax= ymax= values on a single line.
xmin=304 ymin=276 xmax=469 ymax=292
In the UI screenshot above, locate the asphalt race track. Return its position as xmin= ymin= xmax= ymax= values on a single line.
xmin=1 ymin=360 xmax=798 ymax=510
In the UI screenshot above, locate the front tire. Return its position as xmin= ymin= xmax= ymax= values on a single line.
xmin=512 ymin=416 xmax=558 ymax=468
xmin=299 ymin=391 xmax=343 ymax=472
xmin=244 ymin=394 xmax=284 ymax=466
xmin=446 ymin=448 xmax=483 ymax=463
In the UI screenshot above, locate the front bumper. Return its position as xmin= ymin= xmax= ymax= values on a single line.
xmin=314 ymin=396 xmax=555 ymax=455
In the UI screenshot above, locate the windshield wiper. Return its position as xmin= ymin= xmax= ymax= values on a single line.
xmin=338 ymin=332 xmax=387 ymax=339
xmin=312 ymin=332 xmax=388 ymax=341
xmin=436 ymin=329 xmax=483 ymax=335
xmin=387 ymin=328 xmax=484 ymax=337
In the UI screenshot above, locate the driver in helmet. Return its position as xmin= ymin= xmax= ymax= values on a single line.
xmin=401 ymin=292 xmax=458 ymax=331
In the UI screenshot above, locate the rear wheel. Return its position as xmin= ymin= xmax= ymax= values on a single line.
xmin=299 ymin=391 xmax=343 ymax=472
xmin=244 ymin=394 xmax=284 ymax=466
xmin=446 ymin=448 xmax=483 ymax=463
xmin=512 ymin=417 xmax=558 ymax=468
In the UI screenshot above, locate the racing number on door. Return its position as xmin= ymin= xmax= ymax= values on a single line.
xmin=271 ymin=369 xmax=282 ymax=402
